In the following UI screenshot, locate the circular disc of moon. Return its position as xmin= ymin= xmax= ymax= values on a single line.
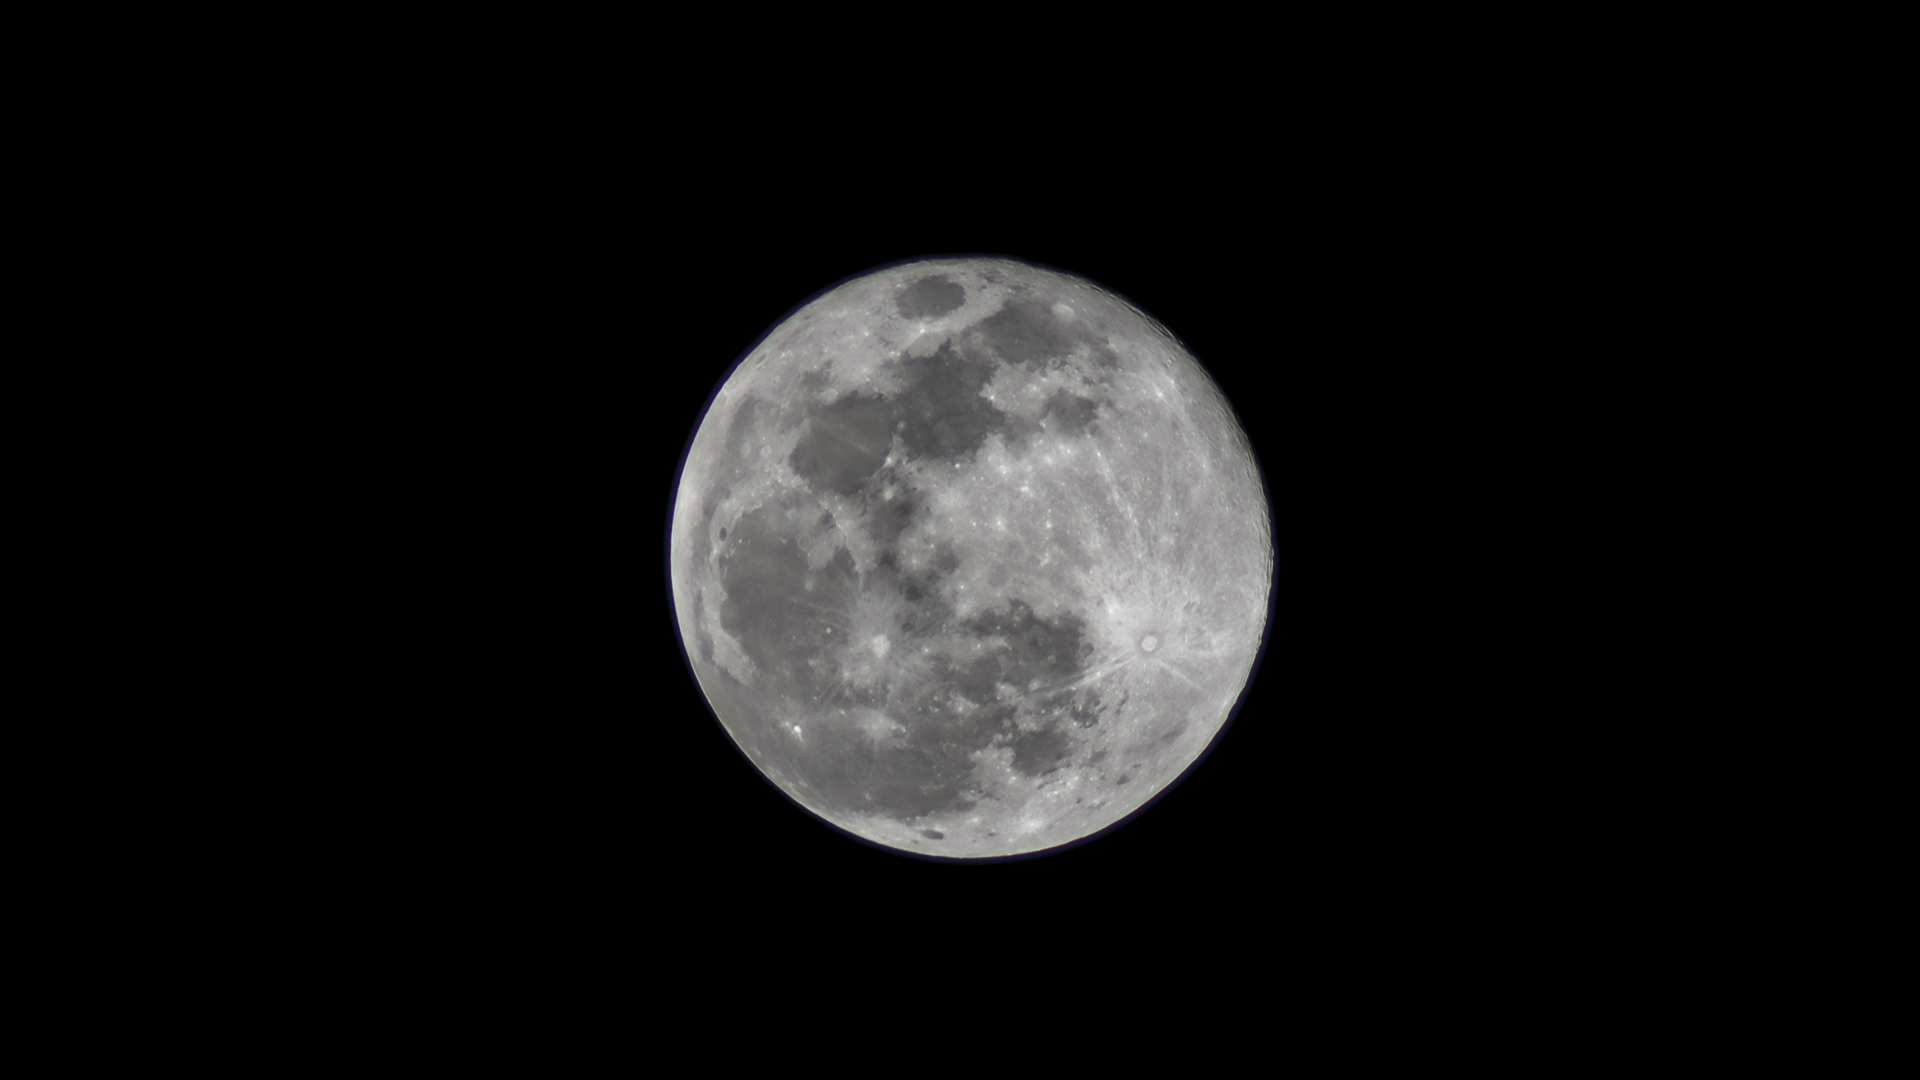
xmin=671 ymin=258 xmax=1271 ymax=857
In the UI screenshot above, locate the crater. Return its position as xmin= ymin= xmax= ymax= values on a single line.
xmin=930 ymin=544 xmax=960 ymax=575
xmin=920 ymin=829 xmax=945 ymax=840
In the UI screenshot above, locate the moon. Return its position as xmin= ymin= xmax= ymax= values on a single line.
xmin=670 ymin=257 xmax=1271 ymax=857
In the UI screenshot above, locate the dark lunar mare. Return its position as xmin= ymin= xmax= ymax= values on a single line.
xmin=895 ymin=275 xmax=966 ymax=319
xmin=786 ymin=393 xmax=891 ymax=496
xmin=785 ymin=293 xmax=1124 ymax=494
xmin=888 ymin=341 xmax=1010 ymax=464
xmin=716 ymin=517 xmax=1103 ymax=820
xmin=783 ymin=595 xmax=1099 ymax=821
xmin=716 ymin=505 xmax=860 ymax=702
xmin=973 ymin=297 xmax=1122 ymax=371
xmin=712 ymin=523 xmax=1110 ymax=822
xmin=1039 ymin=389 xmax=1101 ymax=437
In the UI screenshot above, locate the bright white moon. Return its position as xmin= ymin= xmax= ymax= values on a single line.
xmin=671 ymin=258 xmax=1271 ymax=857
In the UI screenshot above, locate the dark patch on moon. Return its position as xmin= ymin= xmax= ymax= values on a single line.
xmin=859 ymin=503 xmax=954 ymax=635
xmin=735 ymin=590 xmax=1099 ymax=824
xmin=893 ymin=572 xmax=951 ymax=636
xmin=787 ymin=342 xmax=1013 ymax=495
xmin=882 ymin=701 xmax=1011 ymax=818
xmin=788 ymin=393 xmax=892 ymax=495
xmin=895 ymin=561 xmax=947 ymax=608
xmin=865 ymin=478 xmax=921 ymax=552
xmin=889 ymin=340 xmax=1008 ymax=464
xmin=920 ymin=829 xmax=945 ymax=840
xmin=959 ymin=298 xmax=1126 ymax=373
xmin=931 ymin=544 xmax=960 ymax=574
xmin=943 ymin=654 xmax=1005 ymax=708
xmin=778 ymin=695 xmax=1006 ymax=823
xmin=962 ymin=598 xmax=1092 ymax=685
xmin=897 ymin=276 xmax=966 ymax=319
xmin=1160 ymin=720 xmax=1188 ymax=743
xmin=717 ymin=527 xmax=726 ymax=540
xmin=1070 ymin=688 xmax=1102 ymax=728
xmin=1010 ymin=723 xmax=1072 ymax=777
xmin=716 ymin=507 xmax=859 ymax=697
xmin=972 ymin=297 xmax=1081 ymax=368
xmin=1114 ymin=774 xmax=1131 ymax=785
xmin=1040 ymin=390 xmax=1102 ymax=437
xmin=1036 ymin=685 xmax=1103 ymax=730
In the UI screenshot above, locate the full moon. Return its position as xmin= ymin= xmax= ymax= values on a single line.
xmin=670 ymin=258 xmax=1271 ymax=857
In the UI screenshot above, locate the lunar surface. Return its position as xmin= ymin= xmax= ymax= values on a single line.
xmin=670 ymin=258 xmax=1271 ymax=857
